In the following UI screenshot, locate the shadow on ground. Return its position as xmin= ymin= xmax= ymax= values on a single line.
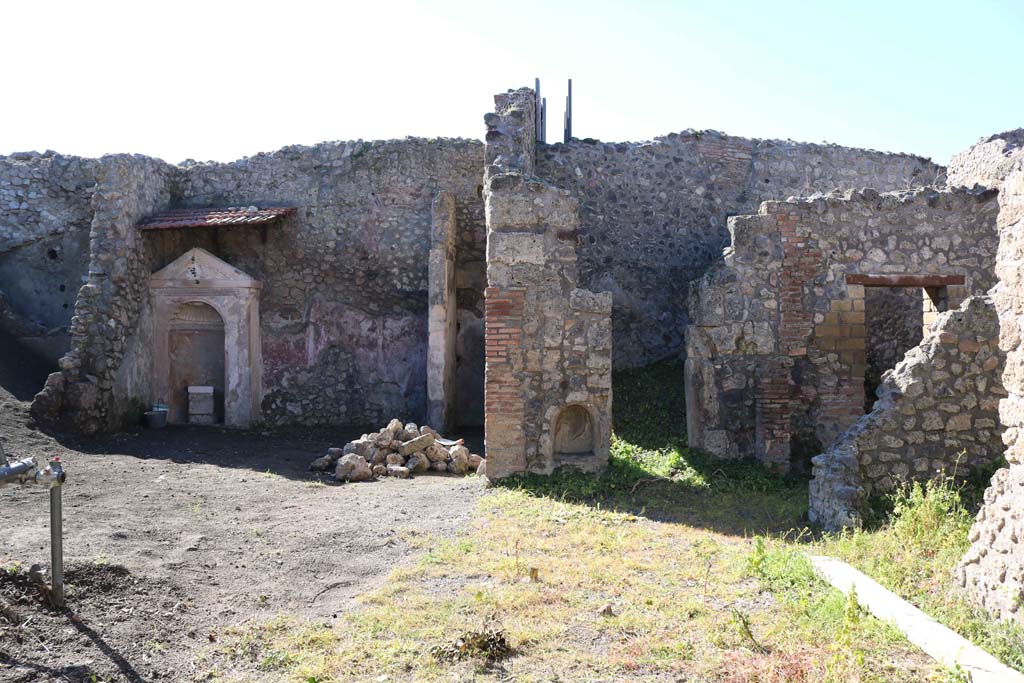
xmin=50 ymin=423 xmax=486 ymax=483
xmin=495 ymin=360 xmax=812 ymax=538
xmin=0 ymin=563 xmax=184 ymax=683
xmin=0 ymin=322 xmax=803 ymax=535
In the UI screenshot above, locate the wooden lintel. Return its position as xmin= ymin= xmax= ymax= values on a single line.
xmin=845 ymin=273 xmax=965 ymax=288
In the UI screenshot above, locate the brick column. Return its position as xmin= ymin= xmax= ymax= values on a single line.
xmin=484 ymin=286 xmax=526 ymax=477
xmin=755 ymin=211 xmax=823 ymax=471
xmin=755 ymin=357 xmax=794 ymax=470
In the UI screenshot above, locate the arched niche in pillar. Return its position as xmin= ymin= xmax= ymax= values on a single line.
xmin=150 ymin=248 xmax=262 ymax=428
xmin=554 ymin=404 xmax=595 ymax=456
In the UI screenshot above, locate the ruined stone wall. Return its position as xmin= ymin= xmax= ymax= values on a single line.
xmin=948 ymin=129 xmax=1024 ymax=190
xmin=810 ymin=296 xmax=1005 ymax=529
xmin=0 ymin=152 xmax=99 ymax=363
xmin=483 ymin=89 xmax=612 ymax=479
xmin=172 ymin=138 xmax=486 ymax=427
xmin=27 ymin=138 xmax=486 ymax=432
xmin=687 ymin=187 xmax=1000 ymax=470
xmin=539 ymin=134 xmax=944 ymax=368
xmin=32 ymin=155 xmax=180 ymax=432
xmin=955 ymin=129 xmax=1024 ymax=624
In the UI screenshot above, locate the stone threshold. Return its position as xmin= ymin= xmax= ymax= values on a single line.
xmin=809 ymin=555 xmax=1024 ymax=683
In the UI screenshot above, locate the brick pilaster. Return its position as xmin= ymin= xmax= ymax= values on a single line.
xmin=484 ymin=286 xmax=527 ymax=477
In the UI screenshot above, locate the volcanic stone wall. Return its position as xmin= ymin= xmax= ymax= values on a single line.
xmin=539 ymin=134 xmax=944 ymax=367
xmin=948 ymin=129 xmax=1024 ymax=190
xmin=810 ymin=295 xmax=1005 ymax=529
xmin=34 ymin=154 xmax=180 ymax=432
xmin=686 ymin=187 xmax=1000 ymax=470
xmin=955 ymin=130 xmax=1024 ymax=624
xmin=27 ymin=139 xmax=487 ymax=432
xmin=175 ymin=139 xmax=485 ymax=427
xmin=0 ymin=152 xmax=99 ymax=363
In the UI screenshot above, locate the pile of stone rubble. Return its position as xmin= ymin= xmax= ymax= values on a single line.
xmin=310 ymin=419 xmax=484 ymax=482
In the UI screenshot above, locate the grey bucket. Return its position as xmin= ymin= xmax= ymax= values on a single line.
xmin=144 ymin=410 xmax=168 ymax=429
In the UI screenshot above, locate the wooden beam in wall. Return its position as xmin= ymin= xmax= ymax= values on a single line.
xmin=845 ymin=274 xmax=965 ymax=288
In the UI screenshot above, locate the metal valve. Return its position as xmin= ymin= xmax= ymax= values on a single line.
xmin=0 ymin=449 xmax=67 ymax=606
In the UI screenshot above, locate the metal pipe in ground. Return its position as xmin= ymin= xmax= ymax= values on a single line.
xmin=49 ymin=477 xmax=64 ymax=607
xmin=1 ymin=453 xmax=67 ymax=607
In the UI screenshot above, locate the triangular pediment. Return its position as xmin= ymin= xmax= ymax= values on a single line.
xmin=151 ymin=248 xmax=257 ymax=288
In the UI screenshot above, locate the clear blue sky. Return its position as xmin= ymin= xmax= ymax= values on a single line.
xmin=2 ymin=0 xmax=1021 ymax=164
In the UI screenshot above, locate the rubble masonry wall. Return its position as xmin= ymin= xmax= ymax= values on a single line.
xmin=176 ymin=139 xmax=485 ymax=427
xmin=955 ymin=129 xmax=1024 ymax=624
xmin=686 ymin=187 xmax=1000 ymax=470
xmin=540 ymin=135 xmax=944 ymax=368
xmin=27 ymin=139 xmax=487 ymax=431
xmin=0 ymin=152 xmax=99 ymax=363
xmin=810 ymin=295 xmax=1005 ymax=529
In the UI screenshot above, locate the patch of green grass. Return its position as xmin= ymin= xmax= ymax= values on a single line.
xmin=211 ymin=486 xmax=937 ymax=682
xmin=747 ymin=538 xmax=909 ymax=655
xmin=496 ymin=359 xmax=807 ymax=534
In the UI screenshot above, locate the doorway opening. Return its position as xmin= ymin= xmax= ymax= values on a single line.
xmin=864 ymin=287 xmax=925 ymax=410
xmin=844 ymin=273 xmax=962 ymax=413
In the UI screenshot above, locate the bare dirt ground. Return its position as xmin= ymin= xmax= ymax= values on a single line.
xmin=0 ymin=350 xmax=487 ymax=683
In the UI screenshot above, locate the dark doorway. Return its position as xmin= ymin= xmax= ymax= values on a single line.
xmin=168 ymin=302 xmax=225 ymax=424
xmin=864 ymin=287 xmax=925 ymax=410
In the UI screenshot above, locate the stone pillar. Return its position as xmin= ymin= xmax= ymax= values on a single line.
xmin=484 ymin=174 xmax=612 ymax=476
xmin=427 ymin=191 xmax=457 ymax=431
xmin=482 ymin=88 xmax=612 ymax=479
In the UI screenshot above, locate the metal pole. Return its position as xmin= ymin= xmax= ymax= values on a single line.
xmin=0 ymin=453 xmax=66 ymax=606
xmin=564 ymin=78 xmax=573 ymax=144
xmin=50 ymin=481 xmax=64 ymax=607
xmin=42 ymin=456 xmax=67 ymax=608
xmin=541 ymin=97 xmax=547 ymax=144
xmin=534 ymin=78 xmax=544 ymax=143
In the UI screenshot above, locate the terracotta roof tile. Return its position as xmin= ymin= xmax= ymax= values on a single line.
xmin=137 ymin=206 xmax=296 ymax=230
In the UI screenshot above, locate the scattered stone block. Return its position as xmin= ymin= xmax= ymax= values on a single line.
xmin=449 ymin=445 xmax=470 ymax=474
xmin=310 ymin=419 xmax=480 ymax=481
xmin=425 ymin=444 xmax=450 ymax=463
xmin=309 ymin=455 xmax=333 ymax=471
xmin=398 ymin=433 xmax=434 ymax=456
xmin=387 ymin=464 xmax=411 ymax=479
xmin=335 ymin=454 xmax=373 ymax=482
xmin=407 ymin=454 xmax=430 ymax=473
